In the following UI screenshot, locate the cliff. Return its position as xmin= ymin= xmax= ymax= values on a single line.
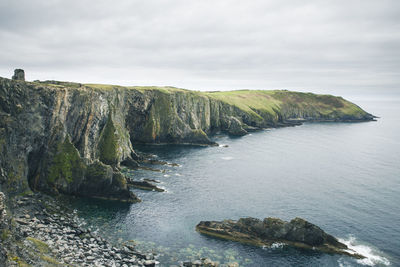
xmin=0 ymin=76 xmax=374 ymax=200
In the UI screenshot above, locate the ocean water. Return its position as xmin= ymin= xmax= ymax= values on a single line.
xmin=69 ymin=92 xmax=400 ymax=266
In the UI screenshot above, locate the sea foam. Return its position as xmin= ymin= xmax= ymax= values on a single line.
xmin=339 ymin=236 xmax=390 ymax=266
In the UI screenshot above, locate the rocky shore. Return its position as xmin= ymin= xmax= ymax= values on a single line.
xmin=0 ymin=192 xmax=158 ymax=267
xmin=1 ymin=191 xmax=236 ymax=267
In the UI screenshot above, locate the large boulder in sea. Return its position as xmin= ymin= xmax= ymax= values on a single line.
xmin=196 ymin=217 xmax=364 ymax=258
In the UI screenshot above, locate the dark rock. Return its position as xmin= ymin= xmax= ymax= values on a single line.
xmin=141 ymin=158 xmax=177 ymax=166
xmin=121 ymin=157 xmax=139 ymax=168
xmin=143 ymin=178 xmax=160 ymax=183
xmin=242 ymin=124 xmax=260 ymax=132
xmin=127 ymin=179 xmax=164 ymax=192
xmin=226 ymin=117 xmax=247 ymax=136
xmin=12 ymin=69 xmax=25 ymax=81
xmin=196 ymin=217 xmax=363 ymax=258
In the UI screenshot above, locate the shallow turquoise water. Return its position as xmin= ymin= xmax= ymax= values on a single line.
xmin=70 ymin=93 xmax=400 ymax=266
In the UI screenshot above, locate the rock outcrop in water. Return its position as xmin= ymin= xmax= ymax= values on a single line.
xmin=0 ymin=71 xmax=374 ymax=202
xmin=196 ymin=217 xmax=364 ymax=258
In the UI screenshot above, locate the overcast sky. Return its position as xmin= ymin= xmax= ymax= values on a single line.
xmin=0 ymin=0 xmax=399 ymax=93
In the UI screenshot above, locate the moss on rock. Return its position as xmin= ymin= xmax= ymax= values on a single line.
xmin=47 ymin=136 xmax=86 ymax=186
xmin=85 ymin=161 xmax=113 ymax=184
xmin=111 ymin=171 xmax=127 ymax=190
xmin=98 ymin=112 xmax=119 ymax=166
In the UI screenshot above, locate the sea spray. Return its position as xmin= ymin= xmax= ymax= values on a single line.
xmin=339 ymin=236 xmax=390 ymax=266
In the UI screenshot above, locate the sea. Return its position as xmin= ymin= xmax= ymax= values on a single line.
xmin=68 ymin=90 xmax=400 ymax=267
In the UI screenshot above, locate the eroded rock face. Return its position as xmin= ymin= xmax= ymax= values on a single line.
xmin=226 ymin=116 xmax=248 ymax=136
xmin=0 ymin=76 xmax=375 ymax=202
xmin=0 ymin=77 xmax=140 ymax=202
xmin=12 ymin=69 xmax=25 ymax=81
xmin=196 ymin=217 xmax=363 ymax=258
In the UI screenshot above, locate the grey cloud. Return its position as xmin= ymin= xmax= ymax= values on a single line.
xmin=0 ymin=0 xmax=399 ymax=92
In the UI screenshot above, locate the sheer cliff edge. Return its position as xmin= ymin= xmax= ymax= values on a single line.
xmin=0 ymin=76 xmax=375 ymax=200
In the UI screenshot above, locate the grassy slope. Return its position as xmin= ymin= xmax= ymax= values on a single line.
xmin=205 ymin=89 xmax=367 ymax=118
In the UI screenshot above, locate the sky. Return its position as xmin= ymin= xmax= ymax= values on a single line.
xmin=0 ymin=0 xmax=399 ymax=93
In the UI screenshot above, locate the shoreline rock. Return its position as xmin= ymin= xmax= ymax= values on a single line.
xmin=196 ymin=217 xmax=365 ymax=259
xmin=127 ymin=179 xmax=165 ymax=192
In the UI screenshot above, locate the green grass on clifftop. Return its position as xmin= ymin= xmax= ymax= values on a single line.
xmin=35 ymin=79 xmax=369 ymax=119
xmin=206 ymin=90 xmax=282 ymax=116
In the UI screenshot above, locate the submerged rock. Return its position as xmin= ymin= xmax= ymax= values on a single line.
xmin=196 ymin=217 xmax=364 ymax=259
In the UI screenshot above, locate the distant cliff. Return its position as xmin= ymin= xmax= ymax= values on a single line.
xmin=0 ymin=76 xmax=374 ymax=201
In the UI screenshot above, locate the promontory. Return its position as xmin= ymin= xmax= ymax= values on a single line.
xmin=0 ymin=74 xmax=374 ymax=202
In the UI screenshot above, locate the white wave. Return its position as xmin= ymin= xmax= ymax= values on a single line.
xmin=175 ymin=173 xmax=182 ymax=176
xmin=157 ymin=186 xmax=167 ymax=191
xmin=221 ymin=156 xmax=234 ymax=160
xmin=261 ymin=243 xmax=286 ymax=250
xmin=218 ymin=144 xmax=229 ymax=148
xmin=163 ymin=174 xmax=170 ymax=177
xmin=270 ymin=242 xmax=285 ymax=249
xmin=167 ymin=162 xmax=180 ymax=167
xmin=339 ymin=236 xmax=390 ymax=266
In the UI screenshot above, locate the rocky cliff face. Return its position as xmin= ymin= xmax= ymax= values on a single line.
xmin=0 ymin=75 xmax=374 ymax=200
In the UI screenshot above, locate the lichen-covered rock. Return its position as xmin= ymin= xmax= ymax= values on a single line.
xmin=81 ymin=162 xmax=139 ymax=202
xmin=44 ymin=135 xmax=87 ymax=194
xmin=226 ymin=116 xmax=248 ymax=136
xmin=196 ymin=217 xmax=364 ymax=258
xmin=98 ymin=112 xmax=119 ymax=166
